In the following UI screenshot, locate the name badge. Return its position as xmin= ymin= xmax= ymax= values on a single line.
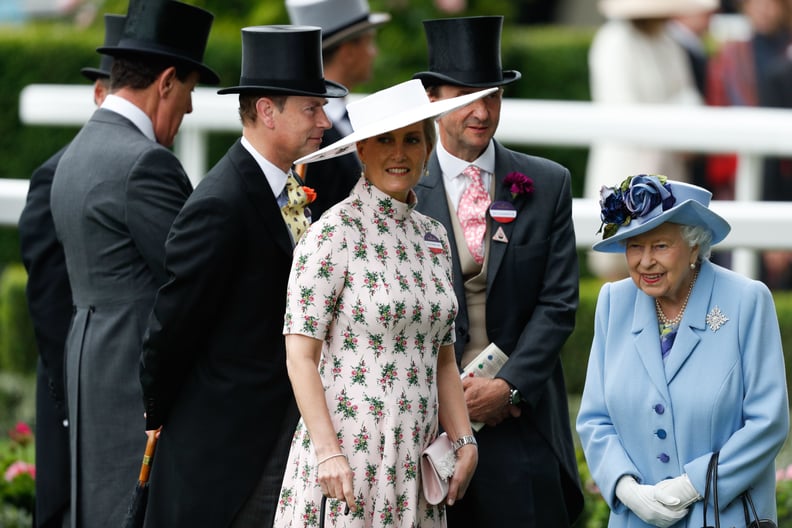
xmin=489 ymin=201 xmax=517 ymax=224
xmin=424 ymin=233 xmax=444 ymax=254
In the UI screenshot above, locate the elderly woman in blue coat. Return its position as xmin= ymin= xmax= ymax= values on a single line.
xmin=577 ymin=175 xmax=789 ymax=528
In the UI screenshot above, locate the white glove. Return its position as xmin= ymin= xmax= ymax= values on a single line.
xmin=655 ymin=474 xmax=702 ymax=510
xmin=615 ymin=475 xmax=689 ymax=528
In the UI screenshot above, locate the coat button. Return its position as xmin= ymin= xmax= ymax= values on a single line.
xmin=656 ymin=429 xmax=667 ymax=439
xmin=658 ymin=453 xmax=670 ymax=463
xmin=653 ymin=404 xmax=665 ymax=414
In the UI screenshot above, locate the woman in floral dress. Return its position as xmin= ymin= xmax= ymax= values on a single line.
xmin=273 ymin=80 xmax=495 ymax=527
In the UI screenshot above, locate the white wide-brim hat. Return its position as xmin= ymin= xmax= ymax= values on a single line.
xmin=295 ymin=79 xmax=496 ymax=164
xmin=599 ymin=0 xmax=718 ymax=19
xmin=593 ymin=176 xmax=731 ymax=253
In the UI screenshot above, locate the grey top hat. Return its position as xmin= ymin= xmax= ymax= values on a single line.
xmin=217 ymin=26 xmax=348 ymax=98
xmin=413 ymin=16 xmax=521 ymax=88
xmin=81 ymin=14 xmax=125 ymax=81
xmin=286 ymin=0 xmax=390 ymax=49
xmin=593 ymin=175 xmax=731 ymax=253
xmin=98 ymin=0 xmax=219 ymax=85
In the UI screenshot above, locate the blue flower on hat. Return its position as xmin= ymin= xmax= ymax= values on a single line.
xmin=599 ymin=174 xmax=676 ymax=240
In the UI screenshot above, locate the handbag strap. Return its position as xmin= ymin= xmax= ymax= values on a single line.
xmin=703 ymin=452 xmax=720 ymax=528
xmin=319 ymin=495 xmax=327 ymax=528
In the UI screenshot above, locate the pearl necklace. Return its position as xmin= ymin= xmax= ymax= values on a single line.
xmin=655 ymin=270 xmax=699 ymax=327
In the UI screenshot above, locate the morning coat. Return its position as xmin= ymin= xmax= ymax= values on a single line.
xmin=414 ymin=141 xmax=584 ymax=525
xmin=50 ymin=108 xmax=193 ymax=528
xmin=140 ymin=139 xmax=298 ymax=527
xmin=18 ymin=146 xmax=71 ymax=528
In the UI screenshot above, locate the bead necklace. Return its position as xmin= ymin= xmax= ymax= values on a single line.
xmin=655 ymin=269 xmax=699 ymax=327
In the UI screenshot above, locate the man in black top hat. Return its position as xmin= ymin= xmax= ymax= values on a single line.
xmin=412 ymin=15 xmax=584 ymax=527
xmin=286 ymin=0 xmax=390 ymax=219
xmin=139 ymin=25 xmax=347 ymax=527
xmin=18 ymin=14 xmax=123 ymax=528
xmin=49 ymin=2 xmax=217 ymax=526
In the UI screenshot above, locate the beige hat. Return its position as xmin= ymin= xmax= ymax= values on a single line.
xmin=599 ymin=0 xmax=718 ymax=19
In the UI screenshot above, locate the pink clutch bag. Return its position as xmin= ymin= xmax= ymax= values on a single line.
xmin=420 ymin=432 xmax=456 ymax=505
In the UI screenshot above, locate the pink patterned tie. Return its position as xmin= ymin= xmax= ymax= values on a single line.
xmin=457 ymin=165 xmax=491 ymax=264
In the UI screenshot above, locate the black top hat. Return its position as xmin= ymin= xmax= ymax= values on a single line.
xmin=413 ymin=16 xmax=521 ymax=88
xmin=81 ymin=14 xmax=126 ymax=81
xmin=217 ymin=26 xmax=348 ymax=98
xmin=98 ymin=0 xmax=219 ymax=85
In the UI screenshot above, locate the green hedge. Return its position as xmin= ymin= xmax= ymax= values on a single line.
xmin=0 ymin=265 xmax=36 ymax=374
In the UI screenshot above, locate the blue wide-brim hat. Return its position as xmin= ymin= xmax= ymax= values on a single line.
xmin=593 ymin=175 xmax=731 ymax=253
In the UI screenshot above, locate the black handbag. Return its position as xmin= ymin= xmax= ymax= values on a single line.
xmin=702 ymin=452 xmax=777 ymax=528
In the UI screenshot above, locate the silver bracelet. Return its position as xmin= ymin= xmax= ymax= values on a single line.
xmin=452 ymin=434 xmax=478 ymax=452
xmin=317 ymin=453 xmax=347 ymax=466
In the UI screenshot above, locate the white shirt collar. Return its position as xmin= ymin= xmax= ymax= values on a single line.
xmin=240 ymin=136 xmax=288 ymax=199
xmin=436 ymin=140 xmax=496 ymax=209
xmin=100 ymin=94 xmax=156 ymax=142
xmin=436 ymin=139 xmax=496 ymax=177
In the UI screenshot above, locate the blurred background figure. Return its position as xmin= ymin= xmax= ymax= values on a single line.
xmin=757 ymin=43 xmax=792 ymax=289
xmin=286 ymin=0 xmax=390 ymax=220
xmin=706 ymin=0 xmax=791 ymax=201
xmin=584 ymin=0 xmax=717 ymax=281
xmin=667 ymin=6 xmax=718 ymax=191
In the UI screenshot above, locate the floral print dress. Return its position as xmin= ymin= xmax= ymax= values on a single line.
xmin=274 ymin=178 xmax=458 ymax=528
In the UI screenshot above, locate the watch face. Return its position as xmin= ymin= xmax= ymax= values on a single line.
xmin=510 ymin=389 xmax=521 ymax=405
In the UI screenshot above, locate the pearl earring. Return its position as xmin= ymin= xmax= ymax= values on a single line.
xmin=690 ymin=263 xmax=696 ymax=270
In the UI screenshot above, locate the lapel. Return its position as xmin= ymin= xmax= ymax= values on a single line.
xmin=227 ymin=140 xmax=294 ymax=257
xmin=663 ymin=262 xmax=711 ymax=382
xmin=486 ymin=143 xmax=529 ymax=291
xmin=631 ymin=262 xmax=713 ymax=393
xmin=632 ymin=291 xmax=671 ymax=398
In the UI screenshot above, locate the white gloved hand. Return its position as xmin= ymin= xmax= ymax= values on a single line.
xmin=655 ymin=474 xmax=702 ymax=510
xmin=615 ymin=475 xmax=689 ymax=528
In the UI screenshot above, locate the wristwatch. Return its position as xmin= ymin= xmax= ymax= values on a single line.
xmin=452 ymin=434 xmax=478 ymax=452
xmin=508 ymin=388 xmax=522 ymax=406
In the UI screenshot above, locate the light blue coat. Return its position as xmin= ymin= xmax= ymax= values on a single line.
xmin=577 ymin=259 xmax=789 ymax=527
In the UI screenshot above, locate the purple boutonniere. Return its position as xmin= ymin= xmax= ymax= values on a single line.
xmin=504 ymin=172 xmax=534 ymax=200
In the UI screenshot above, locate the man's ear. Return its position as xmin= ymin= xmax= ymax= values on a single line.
xmin=157 ymin=66 xmax=178 ymax=97
xmin=256 ymin=97 xmax=276 ymax=128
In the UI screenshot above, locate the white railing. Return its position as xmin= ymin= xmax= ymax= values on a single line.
xmin=10 ymin=84 xmax=792 ymax=278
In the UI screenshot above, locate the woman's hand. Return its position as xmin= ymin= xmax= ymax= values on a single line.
xmin=446 ymin=444 xmax=477 ymax=506
xmin=317 ymin=453 xmax=357 ymax=511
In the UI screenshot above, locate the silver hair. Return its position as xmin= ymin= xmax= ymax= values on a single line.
xmin=679 ymin=224 xmax=713 ymax=261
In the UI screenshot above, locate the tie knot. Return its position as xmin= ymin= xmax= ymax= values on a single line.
xmin=284 ymin=173 xmax=309 ymax=208
xmin=463 ymin=165 xmax=482 ymax=180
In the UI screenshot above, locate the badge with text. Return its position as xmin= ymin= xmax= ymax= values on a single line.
xmin=489 ymin=201 xmax=517 ymax=224
xmin=424 ymin=232 xmax=444 ymax=254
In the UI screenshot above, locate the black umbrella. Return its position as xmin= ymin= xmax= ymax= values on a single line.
xmin=121 ymin=431 xmax=158 ymax=528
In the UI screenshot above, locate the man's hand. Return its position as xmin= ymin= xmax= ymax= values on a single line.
xmin=461 ymin=377 xmax=521 ymax=426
